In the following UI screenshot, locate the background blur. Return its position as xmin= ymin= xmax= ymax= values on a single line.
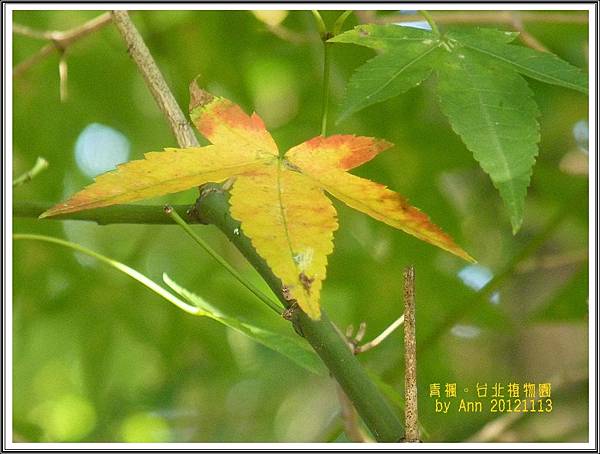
xmin=12 ymin=9 xmax=589 ymax=442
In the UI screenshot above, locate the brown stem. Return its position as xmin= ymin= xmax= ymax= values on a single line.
xmin=403 ymin=266 xmax=419 ymax=442
xmin=13 ymin=12 xmax=112 ymax=77
xmin=111 ymin=11 xmax=198 ymax=149
xmin=510 ymin=12 xmax=549 ymax=52
xmin=372 ymin=11 xmax=588 ymax=25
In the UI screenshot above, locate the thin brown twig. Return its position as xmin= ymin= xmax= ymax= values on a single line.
xmin=403 ymin=266 xmax=419 ymax=443
xmin=13 ymin=23 xmax=55 ymax=40
xmin=372 ymin=11 xmax=588 ymax=25
xmin=510 ymin=12 xmax=549 ymax=52
xmin=111 ymin=10 xmax=198 ymax=149
xmin=265 ymin=23 xmax=314 ymax=44
xmin=13 ymin=12 xmax=112 ymax=78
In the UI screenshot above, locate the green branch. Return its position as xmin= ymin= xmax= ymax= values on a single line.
xmin=192 ymin=184 xmax=404 ymax=442
xmin=14 ymin=201 xmax=198 ymax=225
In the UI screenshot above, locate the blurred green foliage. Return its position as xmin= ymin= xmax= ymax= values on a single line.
xmin=12 ymin=10 xmax=588 ymax=442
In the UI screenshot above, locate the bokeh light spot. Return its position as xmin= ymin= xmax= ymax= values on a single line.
xmin=31 ymin=394 xmax=96 ymax=441
xmin=572 ymin=119 xmax=589 ymax=154
xmin=451 ymin=324 xmax=481 ymax=339
xmin=120 ymin=412 xmax=172 ymax=442
xmin=75 ymin=123 xmax=130 ymax=178
xmin=458 ymin=264 xmax=500 ymax=304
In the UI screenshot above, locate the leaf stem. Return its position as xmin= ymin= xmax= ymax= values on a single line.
xmin=419 ymin=10 xmax=440 ymax=35
xmin=311 ymin=10 xmax=327 ymax=37
xmin=164 ymin=205 xmax=283 ymax=315
xmin=311 ymin=10 xmax=334 ymax=137
xmin=12 ymin=157 xmax=49 ymax=187
xmin=320 ymin=41 xmax=332 ymax=136
xmin=333 ymin=10 xmax=354 ymax=36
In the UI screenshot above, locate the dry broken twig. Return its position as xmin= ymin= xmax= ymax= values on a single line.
xmin=13 ymin=12 xmax=113 ymax=99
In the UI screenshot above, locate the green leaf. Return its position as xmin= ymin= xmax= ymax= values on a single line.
xmin=330 ymin=24 xmax=588 ymax=231
xmin=330 ymin=24 xmax=435 ymax=50
xmin=436 ymin=49 xmax=540 ymax=232
xmin=337 ymin=47 xmax=441 ymax=122
xmin=448 ymin=28 xmax=588 ymax=93
xmin=330 ymin=25 xmax=442 ymax=121
xmin=163 ymin=274 xmax=324 ymax=375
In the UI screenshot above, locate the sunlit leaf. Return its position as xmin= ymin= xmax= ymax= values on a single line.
xmin=43 ymin=82 xmax=473 ymax=319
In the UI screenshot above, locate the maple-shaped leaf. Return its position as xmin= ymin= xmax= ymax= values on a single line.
xmin=330 ymin=24 xmax=588 ymax=233
xmin=41 ymin=81 xmax=474 ymax=319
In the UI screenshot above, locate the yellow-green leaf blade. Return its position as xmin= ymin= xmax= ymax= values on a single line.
xmin=189 ymin=81 xmax=279 ymax=157
xmin=41 ymin=146 xmax=273 ymax=218
xmin=287 ymin=136 xmax=473 ymax=261
xmin=291 ymin=167 xmax=473 ymax=262
xmin=286 ymin=135 xmax=393 ymax=170
xmin=229 ymin=163 xmax=338 ymax=319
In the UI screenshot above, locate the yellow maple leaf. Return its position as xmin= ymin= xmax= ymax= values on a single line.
xmin=41 ymin=81 xmax=474 ymax=319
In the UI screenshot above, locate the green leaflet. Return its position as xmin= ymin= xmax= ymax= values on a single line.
xmin=329 ymin=23 xmax=435 ymax=50
xmin=336 ymin=46 xmax=441 ymax=122
xmin=330 ymin=25 xmax=442 ymax=121
xmin=331 ymin=24 xmax=588 ymax=232
xmin=436 ymin=49 xmax=540 ymax=233
xmin=447 ymin=29 xmax=588 ymax=93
